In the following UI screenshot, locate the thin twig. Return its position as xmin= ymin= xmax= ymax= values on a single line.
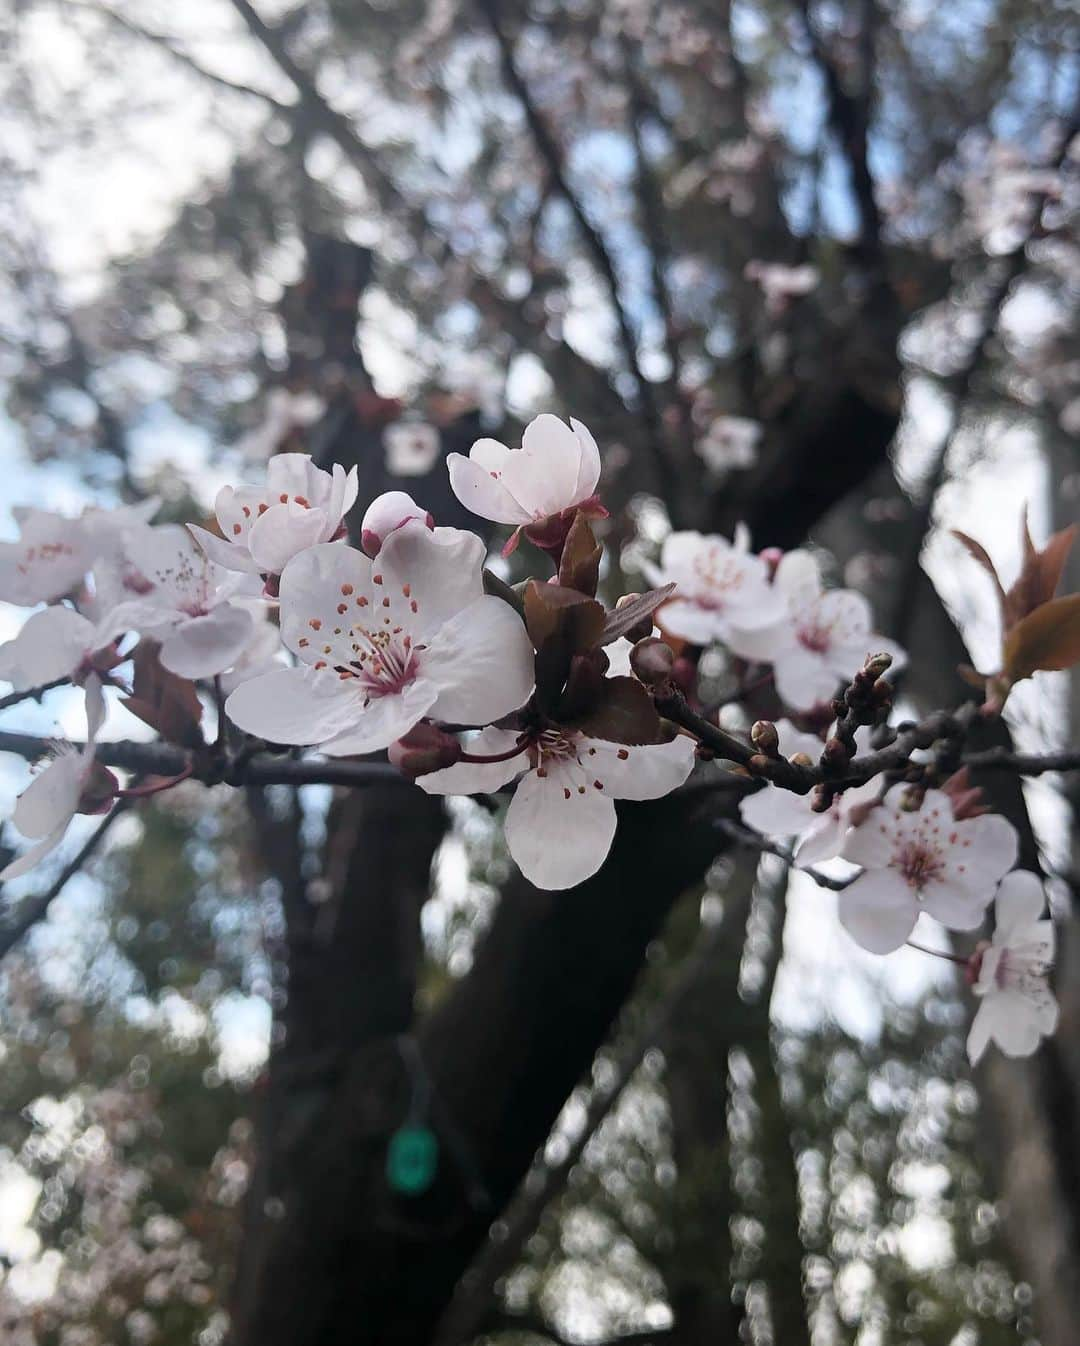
xmin=0 ymin=677 xmax=70 ymax=713
xmin=716 ymin=819 xmax=853 ymax=890
xmin=0 ymin=803 xmax=130 ymax=959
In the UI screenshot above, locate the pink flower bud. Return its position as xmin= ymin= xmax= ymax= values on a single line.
xmin=388 ymin=723 xmax=463 ymax=778
xmin=360 ymin=492 xmax=434 ymax=557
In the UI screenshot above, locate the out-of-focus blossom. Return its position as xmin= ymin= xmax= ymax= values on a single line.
xmin=697 ymin=416 xmax=761 ymax=475
xmin=384 ymin=422 xmax=442 ymax=477
xmin=744 ymin=260 xmax=819 ymax=314
xmin=0 ymin=605 xmax=128 ymax=691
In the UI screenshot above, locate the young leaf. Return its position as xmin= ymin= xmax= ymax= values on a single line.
xmin=557 ymin=512 xmax=602 ymax=597
xmin=568 ymin=675 xmax=667 ymax=745
xmin=599 ymin=584 xmax=676 ymax=645
xmin=524 ymin=581 xmax=606 ymax=709
xmin=1002 ymin=593 xmax=1080 ymax=682
xmin=121 ymin=640 xmax=204 ymax=749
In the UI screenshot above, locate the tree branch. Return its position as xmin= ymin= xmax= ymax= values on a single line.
xmin=0 ymin=802 xmax=130 ymax=958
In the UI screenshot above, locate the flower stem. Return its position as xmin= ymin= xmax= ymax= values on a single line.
xmin=118 ymin=764 xmax=194 ymax=798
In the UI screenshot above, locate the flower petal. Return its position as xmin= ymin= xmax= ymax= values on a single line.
xmin=377 ymin=522 xmax=486 ymax=641
xmin=0 ymin=821 xmax=71 ymax=881
xmin=159 ymin=605 xmax=256 ymax=679
xmin=513 ymin=413 xmax=589 ymax=515
xmin=504 ymin=766 xmax=617 ymax=890
xmin=447 ymin=452 xmax=532 ymax=525
xmin=773 ymin=647 xmax=839 ymax=709
xmin=569 ymin=417 xmax=602 ymax=499
xmin=0 ymin=607 xmax=95 ymax=690
xmin=247 ymin=501 xmax=331 ymax=574
xmin=837 ymin=869 xmax=918 ymax=953
xmin=942 ymin=810 xmax=1019 ymax=896
xmin=919 ymin=876 xmax=992 ymax=931
xmin=793 ymin=815 xmax=845 ymax=866
xmin=740 ymin=784 xmax=813 ymax=837
xmin=774 ymin=549 xmax=822 ymax=606
xmin=12 ymin=753 xmax=84 ymax=840
xmin=225 ymin=665 xmax=364 ymax=745
xmin=842 ymin=808 xmax=896 ymax=869
xmin=585 ymin=735 xmax=696 ymax=800
xmin=993 ymin=868 xmax=1046 ymax=937
xmin=317 ymin=679 xmax=438 ymax=756
xmin=278 ymin=542 xmax=374 ymax=667
xmin=424 ymin=594 xmax=535 ymax=726
xmin=187 ymin=523 xmax=262 ymax=575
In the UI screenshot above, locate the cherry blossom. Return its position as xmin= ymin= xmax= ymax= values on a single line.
xmin=0 ymin=604 xmax=128 ymax=692
xmin=360 ymin=491 xmax=434 ymax=557
xmin=0 ymin=499 xmax=158 ymax=607
xmin=967 ymin=870 xmax=1058 ymax=1064
xmin=447 ymin=413 xmax=602 ymax=530
xmin=109 ymin=526 xmax=259 ymax=680
xmin=224 ymin=523 xmax=535 ymax=756
xmin=838 ymin=786 xmax=1019 ymax=954
xmin=738 ymin=720 xmax=882 ymax=865
xmin=727 ymin=549 xmax=905 ymax=710
xmin=188 ymin=453 xmax=358 ymax=578
xmin=419 ymin=725 xmax=696 ymax=889
xmin=697 ymin=416 xmax=761 ymax=476
xmin=1 ymin=674 xmax=112 ymax=880
xmin=384 ymin=422 xmax=442 ymax=477
xmin=236 ymin=386 xmax=326 ymax=460
xmin=218 ymin=613 xmax=286 ymax=696
xmin=644 ymin=527 xmax=786 ymax=646
xmin=743 ymin=260 xmax=819 ymax=314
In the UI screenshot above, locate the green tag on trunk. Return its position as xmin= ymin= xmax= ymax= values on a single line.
xmin=386 ymin=1125 xmax=438 ymax=1195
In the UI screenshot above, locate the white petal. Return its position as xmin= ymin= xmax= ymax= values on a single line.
xmin=317 ymin=680 xmax=438 ymax=756
xmin=773 ymin=647 xmax=840 ymax=709
xmin=569 ymin=417 xmax=602 ymax=499
xmin=793 ymin=816 xmax=845 ymax=866
xmin=774 ymin=549 xmax=822 ymax=606
xmin=504 ymin=767 xmax=617 ymax=890
xmin=513 ymin=413 xmax=588 ymax=515
xmin=919 ymin=876 xmax=992 ymax=931
xmin=424 ymin=595 xmax=535 ymax=725
xmin=278 ymin=542 xmax=374 ymax=667
xmin=418 ymin=727 xmax=528 ymax=795
xmin=740 ymin=784 xmax=813 ymax=837
xmin=124 ymin=524 xmax=206 ymax=610
xmin=966 ymin=1003 xmax=993 ymax=1065
xmin=266 ymin=453 xmax=334 ymax=504
xmin=247 ymin=501 xmax=331 ymax=573
xmin=993 ymin=869 xmax=1046 ymax=937
xmin=837 ymin=870 xmax=918 ymax=953
xmin=187 ymin=523 xmax=262 ymax=575
xmin=841 ymin=807 xmax=895 ymax=869
xmin=0 ymin=607 xmax=94 ymax=689
xmin=941 ymin=810 xmax=1019 ymax=896
xmin=159 ymin=605 xmax=256 ymax=679
xmin=725 ymin=619 xmax=791 ymax=663
xmin=447 ymin=452 xmax=532 ymax=525
xmin=0 ymin=822 xmax=70 ymax=881
xmin=225 ymin=665 xmax=364 ymax=745
xmin=360 ymin=491 xmax=429 ymax=550
xmin=377 ymin=522 xmax=486 ymax=641
xmin=12 ymin=753 xmax=84 ymax=840
xmin=774 ymin=720 xmax=825 ymax=759
xmin=657 ymin=599 xmax=727 ymax=646
xmin=974 ymin=991 xmax=1047 ymax=1058
xmin=585 ymin=735 xmax=696 ymax=801
xmin=83 ymin=673 xmax=106 ymax=745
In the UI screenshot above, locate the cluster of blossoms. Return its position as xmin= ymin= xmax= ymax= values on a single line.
xmin=0 ymin=415 xmax=1066 ymax=1065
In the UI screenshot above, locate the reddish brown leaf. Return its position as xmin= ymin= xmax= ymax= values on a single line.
xmin=569 ymin=675 xmax=667 ymax=746
xmin=599 ymin=584 xmax=676 ymax=645
xmin=557 ymin=513 xmax=602 ymax=597
xmin=952 ymin=530 xmax=1007 ymax=613
xmin=121 ymin=640 xmax=204 ymax=750
xmin=1002 ymin=593 xmax=1080 ymax=682
xmin=524 ymin=582 xmax=606 ymax=710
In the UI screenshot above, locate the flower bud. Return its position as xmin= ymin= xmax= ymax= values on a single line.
xmin=360 ymin=491 xmax=434 ymax=557
xmin=750 ymin=720 xmax=779 ymax=756
xmin=388 ymin=723 xmax=462 ymax=778
xmin=615 ymin=593 xmax=655 ymax=644
xmin=863 ymin=651 xmax=893 ymax=679
xmin=789 ymin=751 xmax=814 ymax=767
xmin=630 ymin=636 xmax=676 ymax=685
xmin=822 ymin=736 xmax=849 ymax=767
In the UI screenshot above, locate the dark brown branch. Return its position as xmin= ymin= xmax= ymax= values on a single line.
xmin=715 ymin=819 xmax=852 ymax=890
xmin=0 ymin=802 xmax=130 ymax=958
xmin=0 ymin=730 xmax=408 ymax=789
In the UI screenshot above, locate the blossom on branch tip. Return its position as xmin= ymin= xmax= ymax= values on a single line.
xmin=383 ymin=422 xmax=441 ymax=477
xmin=1 ymin=675 xmax=113 ymax=880
xmin=224 ymin=523 xmax=535 ymax=756
xmin=418 ymin=725 xmax=696 ymax=890
xmin=967 ymin=870 xmax=1058 ymax=1064
xmin=188 ymin=453 xmax=358 ymax=578
xmin=726 ymin=549 xmax=905 ymax=710
xmin=644 ymin=527 xmax=785 ymax=646
xmin=738 ymin=720 xmax=881 ymax=865
xmin=838 ymin=786 xmax=1019 ymax=954
xmin=447 ymin=414 xmax=604 ymax=550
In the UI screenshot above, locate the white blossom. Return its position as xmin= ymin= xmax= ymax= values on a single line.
xmin=644 ymin=527 xmax=786 ymax=646
xmin=838 ymin=786 xmax=1019 ymax=954
xmin=967 ymin=870 xmax=1058 ymax=1064
xmin=0 ymin=499 xmax=158 ymax=607
xmin=188 ymin=453 xmax=358 ymax=578
xmin=447 ymin=413 xmax=601 ymax=526
xmin=109 ymin=526 xmax=260 ymax=680
xmin=419 ymin=725 xmax=696 ymax=890
xmin=384 ymin=422 xmax=442 ymax=477
xmin=0 ymin=604 xmax=131 ymax=692
xmin=727 ymin=549 xmax=905 ymax=710
xmin=697 ymin=416 xmax=761 ymax=475
xmin=235 ymin=387 xmax=325 ymax=461
xmin=225 ymin=523 xmax=535 ymax=756
xmin=1 ymin=674 xmax=110 ymax=880
xmin=738 ymin=721 xmax=882 ymax=865
xmin=744 ymin=261 xmax=819 ymax=314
